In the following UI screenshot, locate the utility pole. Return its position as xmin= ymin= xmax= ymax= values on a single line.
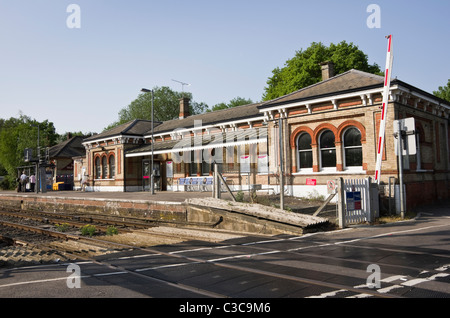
xmin=278 ymin=117 xmax=285 ymax=210
xmin=141 ymin=88 xmax=155 ymax=195
xmin=337 ymin=177 xmax=346 ymax=228
xmin=151 ymin=90 xmax=155 ymax=195
xmin=396 ymin=120 xmax=405 ymax=219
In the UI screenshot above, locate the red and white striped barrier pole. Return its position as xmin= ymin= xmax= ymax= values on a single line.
xmin=374 ymin=35 xmax=394 ymax=184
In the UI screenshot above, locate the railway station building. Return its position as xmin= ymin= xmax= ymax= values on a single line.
xmin=76 ymin=64 xmax=450 ymax=210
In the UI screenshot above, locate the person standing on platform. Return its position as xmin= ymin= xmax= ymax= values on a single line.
xmin=20 ymin=171 xmax=28 ymax=192
xmin=30 ymin=174 xmax=36 ymax=192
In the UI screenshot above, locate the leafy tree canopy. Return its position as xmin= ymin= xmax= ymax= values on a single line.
xmin=0 ymin=114 xmax=57 ymax=186
xmin=208 ymin=97 xmax=254 ymax=112
xmin=262 ymin=41 xmax=382 ymax=101
xmin=433 ymin=79 xmax=450 ymax=103
xmin=105 ymin=86 xmax=209 ymax=131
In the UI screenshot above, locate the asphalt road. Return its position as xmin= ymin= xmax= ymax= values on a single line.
xmin=1 ymin=200 xmax=449 ymax=308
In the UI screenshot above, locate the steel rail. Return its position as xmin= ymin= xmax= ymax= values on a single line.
xmin=0 ymin=209 xmax=221 ymax=229
xmin=0 ymin=220 xmax=79 ymax=241
xmin=0 ymin=220 xmax=227 ymax=298
xmin=0 ymin=215 xmax=403 ymax=298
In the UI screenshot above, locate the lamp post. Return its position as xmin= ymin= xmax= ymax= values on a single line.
xmin=276 ymin=117 xmax=285 ymax=210
xmin=141 ymin=88 xmax=155 ymax=195
xmin=272 ymin=117 xmax=285 ymax=210
xmin=31 ymin=123 xmax=40 ymax=193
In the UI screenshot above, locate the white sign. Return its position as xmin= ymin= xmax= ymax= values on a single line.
xmin=24 ymin=148 xmax=33 ymax=162
xmin=240 ymin=155 xmax=250 ymax=174
xmin=257 ymin=154 xmax=268 ymax=174
xmin=166 ymin=161 xmax=173 ymax=178
xmin=394 ymin=117 xmax=416 ymax=155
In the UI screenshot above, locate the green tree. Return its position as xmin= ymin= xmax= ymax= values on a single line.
xmin=208 ymin=97 xmax=254 ymax=112
xmin=105 ymin=86 xmax=209 ymax=131
xmin=433 ymin=79 xmax=450 ymax=103
xmin=263 ymin=41 xmax=382 ymax=101
xmin=0 ymin=115 xmax=57 ymax=188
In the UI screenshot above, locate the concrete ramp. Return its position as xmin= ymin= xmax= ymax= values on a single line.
xmin=186 ymin=198 xmax=329 ymax=235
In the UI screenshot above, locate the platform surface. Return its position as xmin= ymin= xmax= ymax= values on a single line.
xmin=0 ymin=190 xmax=232 ymax=203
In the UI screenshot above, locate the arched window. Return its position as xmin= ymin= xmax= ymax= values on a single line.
xmin=109 ymin=155 xmax=115 ymax=178
xmin=343 ymin=127 xmax=362 ymax=168
xmin=102 ymin=156 xmax=107 ymax=179
xmin=319 ymin=130 xmax=336 ymax=169
xmin=95 ymin=157 xmax=101 ymax=179
xmin=296 ymin=133 xmax=313 ymax=170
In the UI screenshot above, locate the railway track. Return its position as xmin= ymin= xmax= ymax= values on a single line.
xmin=4 ymin=209 xmax=444 ymax=298
xmin=0 ymin=212 xmax=242 ymax=298
xmin=0 ymin=209 xmax=223 ymax=233
xmin=0 ymin=218 xmax=402 ymax=298
xmin=0 ymin=209 xmax=240 ymax=269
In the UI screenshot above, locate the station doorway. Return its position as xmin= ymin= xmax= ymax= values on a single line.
xmin=142 ymin=159 xmax=161 ymax=191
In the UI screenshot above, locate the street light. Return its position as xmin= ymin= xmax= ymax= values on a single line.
xmin=273 ymin=118 xmax=284 ymax=210
xmin=31 ymin=123 xmax=41 ymax=193
xmin=265 ymin=118 xmax=285 ymax=210
xmin=141 ymin=88 xmax=155 ymax=195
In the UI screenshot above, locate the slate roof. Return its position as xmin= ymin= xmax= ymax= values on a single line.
xmin=148 ymin=102 xmax=264 ymax=136
xmin=127 ymin=127 xmax=267 ymax=155
xmin=48 ymin=136 xmax=85 ymax=159
xmin=82 ymin=102 xmax=263 ymax=144
xmin=83 ymin=119 xmax=154 ymax=142
xmin=258 ymin=69 xmax=386 ymax=108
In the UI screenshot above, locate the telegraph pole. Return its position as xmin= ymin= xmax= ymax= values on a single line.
xmin=396 ymin=120 xmax=405 ymax=219
xmin=278 ymin=117 xmax=285 ymax=210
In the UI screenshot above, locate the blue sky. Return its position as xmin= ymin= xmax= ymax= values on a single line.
xmin=0 ymin=0 xmax=449 ymax=134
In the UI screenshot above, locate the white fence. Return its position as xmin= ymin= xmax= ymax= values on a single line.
xmin=343 ymin=178 xmax=379 ymax=225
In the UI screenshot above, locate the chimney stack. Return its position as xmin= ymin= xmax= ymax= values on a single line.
xmin=320 ymin=61 xmax=335 ymax=81
xmin=179 ymin=97 xmax=190 ymax=119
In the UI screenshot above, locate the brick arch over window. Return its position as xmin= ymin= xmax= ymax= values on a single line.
xmin=93 ymin=154 xmax=102 ymax=179
xmin=337 ymin=120 xmax=366 ymax=143
xmin=108 ymin=153 xmax=116 ymax=178
xmin=93 ymin=153 xmax=102 ymax=161
xmin=106 ymin=152 xmax=115 ymax=161
xmin=101 ymin=155 xmax=108 ymax=179
xmin=100 ymin=154 xmax=108 ymax=163
xmin=290 ymin=126 xmax=314 ymax=148
xmin=312 ymin=123 xmax=338 ymax=145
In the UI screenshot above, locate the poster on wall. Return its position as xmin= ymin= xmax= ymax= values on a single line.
xmin=346 ymin=191 xmax=362 ymax=211
xmin=166 ymin=161 xmax=173 ymax=178
xmin=257 ymin=154 xmax=268 ymax=174
xmin=240 ymin=155 xmax=250 ymax=174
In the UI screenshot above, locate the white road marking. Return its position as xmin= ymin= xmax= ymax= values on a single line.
xmin=306 ymin=289 xmax=347 ymax=298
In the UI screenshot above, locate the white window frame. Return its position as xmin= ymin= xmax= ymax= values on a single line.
xmin=319 ymin=130 xmax=336 ymax=172
xmin=296 ymin=133 xmax=313 ymax=173
xmin=342 ymin=127 xmax=363 ymax=171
